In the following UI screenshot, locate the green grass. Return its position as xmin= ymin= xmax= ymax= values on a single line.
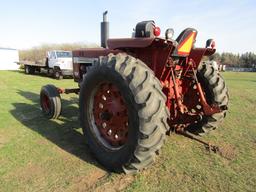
xmin=0 ymin=71 xmax=256 ymax=192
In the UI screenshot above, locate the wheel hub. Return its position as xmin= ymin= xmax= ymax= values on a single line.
xmin=100 ymin=111 xmax=112 ymax=121
xmin=42 ymin=94 xmax=50 ymax=113
xmin=93 ymin=83 xmax=128 ymax=148
xmin=182 ymin=82 xmax=204 ymax=116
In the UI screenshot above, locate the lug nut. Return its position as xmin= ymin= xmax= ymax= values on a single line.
xmin=102 ymin=95 xmax=106 ymax=101
xmin=99 ymin=103 xmax=103 ymax=109
xmin=114 ymin=134 xmax=118 ymax=139
xmin=107 ymin=129 xmax=112 ymax=135
xmin=102 ymin=122 xmax=107 ymax=128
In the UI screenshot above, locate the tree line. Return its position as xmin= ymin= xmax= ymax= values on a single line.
xmin=19 ymin=43 xmax=98 ymax=62
xmin=20 ymin=44 xmax=256 ymax=68
xmin=209 ymin=52 xmax=256 ymax=68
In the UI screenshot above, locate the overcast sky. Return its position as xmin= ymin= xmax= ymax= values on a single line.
xmin=0 ymin=0 xmax=255 ymax=53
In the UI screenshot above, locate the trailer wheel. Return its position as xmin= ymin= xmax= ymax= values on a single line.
xmin=186 ymin=62 xmax=229 ymax=135
xmin=79 ymin=54 xmax=169 ymax=173
xmin=40 ymin=84 xmax=61 ymax=119
xmin=24 ymin=65 xmax=35 ymax=74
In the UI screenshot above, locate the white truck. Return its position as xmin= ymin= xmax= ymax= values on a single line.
xmin=19 ymin=50 xmax=73 ymax=79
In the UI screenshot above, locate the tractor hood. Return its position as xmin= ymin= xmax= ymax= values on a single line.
xmin=107 ymin=38 xmax=155 ymax=50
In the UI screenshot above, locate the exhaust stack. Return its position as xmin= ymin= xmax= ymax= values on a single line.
xmin=101 ymin=11 xmax=109 ymax=48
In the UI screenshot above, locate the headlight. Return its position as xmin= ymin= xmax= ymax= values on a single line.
xmin=165 ymin=28 xmax=174 ymax=40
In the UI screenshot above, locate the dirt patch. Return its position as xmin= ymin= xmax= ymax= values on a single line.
xmin=218 ymin=143 xmax=237 ymax=160
xmin=253 ymin=139 xmax=256 ymax=148
xmin=67 ymin=169 xmax=106 ymax=192
xmin=0 ymin=135 xmax=8 ymax=148
xmin=94 ymin=174 xmax=134 ymax=192
xmin=36 ymin=138 xmax=49 ymax=145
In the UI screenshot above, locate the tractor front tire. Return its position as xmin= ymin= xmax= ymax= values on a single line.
xmin=40 ymin=84 xmax=61 ymax=119
xmin=187 ymin=62 xmax=229 ymax=135
xmin=79 ymin=54 xmax=169 ymax=173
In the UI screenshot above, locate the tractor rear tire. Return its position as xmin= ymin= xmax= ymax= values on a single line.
xmin=79 ymin=53 xmax=169 ymax=173
xmin=40 ymin=84 xmax=61 ymax=119
xmin=187 ymin=62 xmax=229 ymax=135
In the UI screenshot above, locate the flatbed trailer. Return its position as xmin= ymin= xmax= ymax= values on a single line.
xmin=18 ymin=50 xmax=73 ymax=79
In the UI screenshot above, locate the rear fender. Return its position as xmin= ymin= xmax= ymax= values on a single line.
xmin=188 ymin=48 xmax=216 ymax=67
xmin=124 ymin=38 xmax=175 ymax=78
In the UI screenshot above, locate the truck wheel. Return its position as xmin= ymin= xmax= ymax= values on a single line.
xmin=79 ymin=54 xmax=169 ymax=173
xmin=24 ymin=65 xmax=35 ymax=74
xmin=54 ymin=69 xmax=63 ymax=80
xmin=40 ymin=84 xmax=61 ymax=119
xmin=186 ymin=62 xmax=229 ymax=135
xmin=35 ymin=67 xmax=41 ymax=73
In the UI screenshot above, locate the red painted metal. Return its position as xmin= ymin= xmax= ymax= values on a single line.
xmin=170 ymin=68 xmax=184 ymax=113
xmin=57 ymin=88 xmax=80 ymax=94
xmin=93 ymin=82 xmax=128 ymax=147
xmin=196 ymin=81 xmax=221 ymax=115
xmin=72 ymin=48 xmax=121 ymax=58
xmin=57 ymin=88 xmax=65 ymax=94
xmin=153 ymin=27 xmax=161 ymax=36
xmin=42 ymin=94 xmax=50 ymax=113
xmin=124 ymin=38 xmax=175 ymax=78
xmin=211 ymin=40 xmax=216 ymax=49
xmin=189 ymin=59 xmax=221 ymax=115
xmin=189 ymin=48 xmax=216 ymax=66
xmin=107 ymin=38 xmax=155 ymax=50
xmin=73 ymin=34 xmax=221 ymax=131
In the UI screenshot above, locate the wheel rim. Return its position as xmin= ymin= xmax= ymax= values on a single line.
xmin=42 ymin=93 xmax=50 ymax=113
xmin=91 ymin=82 xmax=129 ymax=149
xmin=183 ymin=82 xmax=203 ymax=114
xmin=183 ymin=77 xmax=212 ymax=115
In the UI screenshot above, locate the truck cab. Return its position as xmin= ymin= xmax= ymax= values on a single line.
xmin=47 ymin=50 xmax=73 ymax=78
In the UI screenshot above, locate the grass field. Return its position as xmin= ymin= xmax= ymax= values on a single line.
xmin=0 ymin=71 xmax=255 ymax=192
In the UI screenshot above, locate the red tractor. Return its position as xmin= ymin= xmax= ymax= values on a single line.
xmin=40 ymin=12 xmax=229 ymax=173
